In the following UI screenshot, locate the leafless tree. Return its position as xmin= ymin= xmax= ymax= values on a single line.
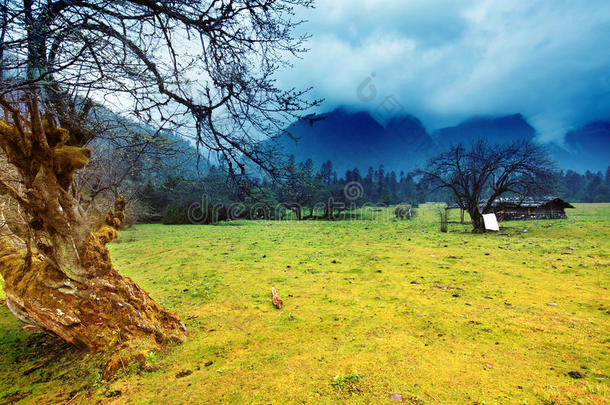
xmin=419 ymin=138 xmax=557 ymax=232
xmin=1 ymin=0 xmax=319 ymax=174
xmin=0 ymin=0 xmax=319 ymax=365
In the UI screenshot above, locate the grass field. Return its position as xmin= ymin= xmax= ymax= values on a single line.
xmin=0 ymin=203 xmax=609 ymax=404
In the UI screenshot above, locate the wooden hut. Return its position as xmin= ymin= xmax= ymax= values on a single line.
xmin=446 ymin=198 xmax=575 ymax=222
xmin=489 ymin=198 xmax=574 ymax=221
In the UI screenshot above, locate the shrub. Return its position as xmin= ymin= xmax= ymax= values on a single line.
xmin=331 ymin=373 xmax=361 ymax=393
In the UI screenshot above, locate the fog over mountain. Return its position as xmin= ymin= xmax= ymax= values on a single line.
xmin=278 ymin=0 xmax=610 ymax=146
xmin=278 ymin=107 xmax=610 ymax=175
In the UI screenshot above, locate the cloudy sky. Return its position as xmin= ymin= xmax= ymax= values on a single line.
xmin=278 ymin=0 xmax=610 ymax=143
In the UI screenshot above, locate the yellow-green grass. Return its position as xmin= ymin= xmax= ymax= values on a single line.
xmin=0 ymin=204 xmax=608 ymax=404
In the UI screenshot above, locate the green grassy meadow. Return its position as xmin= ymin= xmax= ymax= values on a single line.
xmin=0 ymin=203 xmax=609 ymax=404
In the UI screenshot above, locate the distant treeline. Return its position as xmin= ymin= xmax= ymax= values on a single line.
xmin=136 ymin=158 xmax=610 ymax=224
xmin=139 ymin=158 xmax=436 ymax=224
xmin=558 ymin=168 xmax=610 ymax=203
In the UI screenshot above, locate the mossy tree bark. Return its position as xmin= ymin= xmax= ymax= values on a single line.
xmin=0 ymin=101 xmax=186 ymax=353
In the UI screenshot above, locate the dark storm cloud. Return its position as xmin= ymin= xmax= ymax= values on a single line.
xmin=279 ymin=0 xmax=610 ymax=143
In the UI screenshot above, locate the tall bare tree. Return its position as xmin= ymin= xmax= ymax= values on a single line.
xmin=419 ymin=138 xmax=557 ymax=231
xmin=0 ymin=0 xmax=319 ymax=363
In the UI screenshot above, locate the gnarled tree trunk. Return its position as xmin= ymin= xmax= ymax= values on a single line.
xmin=0 ymin=101 xmax=186 ymax=356
xmin=468 ymin=207 xmax=486 ymax=232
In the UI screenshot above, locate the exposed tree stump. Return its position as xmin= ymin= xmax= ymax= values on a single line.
xmin=271 ymin=287 xmax=283 ymax=309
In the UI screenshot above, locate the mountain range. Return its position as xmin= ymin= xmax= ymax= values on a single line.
xmin=277 ymin=107 xmax=610 ymax=175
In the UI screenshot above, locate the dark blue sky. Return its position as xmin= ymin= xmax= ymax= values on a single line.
xmin=278 ymin=0 xmax=610 ymax=144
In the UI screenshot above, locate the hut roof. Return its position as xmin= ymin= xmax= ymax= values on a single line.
xmin=446 ymin=197 xmax=575 ymax=210
xmin=491 ymin=198 xmax=575 ymax=209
